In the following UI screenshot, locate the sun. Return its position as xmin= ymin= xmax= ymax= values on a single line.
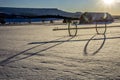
xmin=103 ymin=0 xmax=114 ymax=5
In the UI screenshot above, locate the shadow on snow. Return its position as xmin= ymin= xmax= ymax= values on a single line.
xmin=0 ymin=35 xmax=120 ymax=66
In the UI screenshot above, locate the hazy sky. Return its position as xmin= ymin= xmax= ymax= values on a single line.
xmin=0 ymin=0 xmax=120 ymax=15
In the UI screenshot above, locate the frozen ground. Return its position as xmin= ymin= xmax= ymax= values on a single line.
xmin=0 ymin=22 xmax=120 ymax=80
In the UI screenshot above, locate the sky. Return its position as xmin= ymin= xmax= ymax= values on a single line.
xmin=0 ymin=0 xmax=120 ymax=15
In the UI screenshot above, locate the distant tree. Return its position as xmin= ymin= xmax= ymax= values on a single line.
xmin=0 ymin=18 xmax=6 ymax=24
xmin=63 ymin=19 xmax=67 ymax=23
xmin=42 ymin=20 xmax=45 ymax=23
xmin=50 ymin=20 xmax=53 ymax=23
xmin=28 ymin=18 xmax=31 ymax=24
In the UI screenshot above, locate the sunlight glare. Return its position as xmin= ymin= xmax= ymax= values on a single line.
xmin=103 ymin=0 xmax=114 ymax=5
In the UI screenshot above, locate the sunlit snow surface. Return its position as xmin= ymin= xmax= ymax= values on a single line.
xmin=0 ymin=20 xmax=120 ymax=80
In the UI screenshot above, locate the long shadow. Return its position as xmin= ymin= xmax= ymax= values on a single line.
xmin=29 ymin=35 xmax=119 ymax=56
xmin=84 ymin=34 xmax=106 ymax=56
xmin=0 ymin=36 xmax=69 ymax=66
xmin=29 ymin=36 xmax=120 ymax=44
xmin=0 ymin=35 xmax=120 ymax=66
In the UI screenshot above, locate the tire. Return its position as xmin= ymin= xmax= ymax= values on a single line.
xmin=96 ymin=22 xmax=107 ymax=35
xmin=68 ymin=22 xmax=77 ymax=37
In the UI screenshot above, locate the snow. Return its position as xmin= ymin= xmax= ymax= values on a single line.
xmin=0 ymin=22 xmax=120 ymax=80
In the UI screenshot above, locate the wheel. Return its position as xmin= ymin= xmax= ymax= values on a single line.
xmin=96 ymin=22 xmax=107 ymax=35
xmin=68 ymin=22 xmax=77 ymax=36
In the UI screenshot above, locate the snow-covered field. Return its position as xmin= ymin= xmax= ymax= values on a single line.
xmin=0 ymin=22 xmax=120 ymax=80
